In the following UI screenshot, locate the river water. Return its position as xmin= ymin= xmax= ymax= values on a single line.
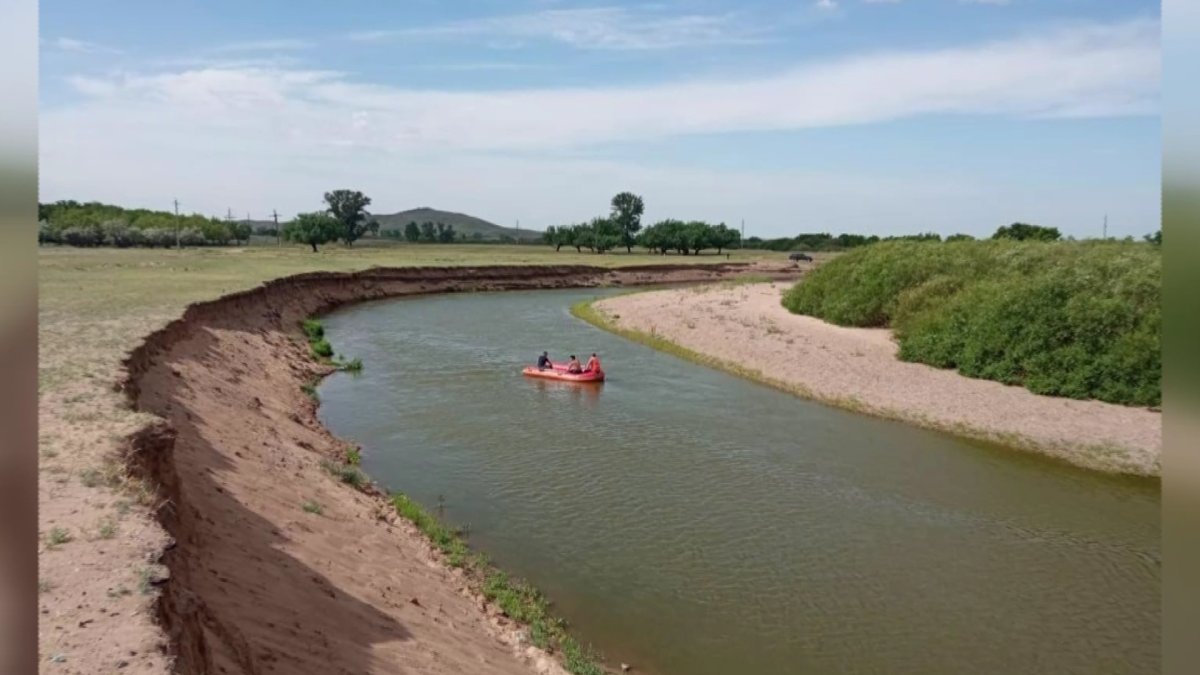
xmin=317 ymin=288 xmax=1160 ymax=675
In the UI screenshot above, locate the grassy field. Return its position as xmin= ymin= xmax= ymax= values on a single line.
xmin=781 ymin=240 xmax=1161 ymax=407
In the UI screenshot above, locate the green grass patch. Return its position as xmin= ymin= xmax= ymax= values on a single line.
xmin=96 ymin=518 xmax=117 ymax=539
xmin=320 ymin=459 xmax=367 ymax=488
xmin=300 ymin=381 xmax=320 ymax=402
xmin=781 ymin=240 xmax=1161 ymax=407
xmin=45 ymin=527 xmax=72 ymax=549
xmin=345 ymin=446 xmax=361 ymax=466
xmin=336 ymin=357 xmax=364 ymax=373
xmin=389 ymin=491 xmax=605 ymax=672
xmin=301 ymin=499 xmax=323 ymax=515
xmin=310 ymin=338 xmax=334 ymax=359
xmin=301 ymin=318 xmax=325 ymax=341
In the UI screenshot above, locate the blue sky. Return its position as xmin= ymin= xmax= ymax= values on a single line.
xmin=39 ymin=0 xmax=1161 ymax=238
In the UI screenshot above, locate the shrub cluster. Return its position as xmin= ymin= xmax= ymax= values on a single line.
xmin=39 ymin=201 xmax=251 ymax=248
xmin=543 ymin=219 xmax=740 ymax=255
xmin=781 ymin=240 xmax=1161 ymax=406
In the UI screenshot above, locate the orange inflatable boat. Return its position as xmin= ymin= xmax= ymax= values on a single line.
xmin=522 ymin=363 xmax=605 ymax=383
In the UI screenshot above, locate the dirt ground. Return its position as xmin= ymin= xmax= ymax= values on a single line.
xmin=593 ymin=283 xmax=1161 ymax=476
xmin=37 ymin=246 xmax=797 ymax=675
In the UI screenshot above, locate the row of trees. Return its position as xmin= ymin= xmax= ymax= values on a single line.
xmin=385 ymin=221 xmax=463 ymax=243
xmin=541 ymin=192 xmax=738 ymax=255
xmin=39 ymin=201 xmax=253 ymax=247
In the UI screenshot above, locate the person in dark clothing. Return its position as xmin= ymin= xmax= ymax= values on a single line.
xmin=536 ymin=351 xmax=553 ymax=371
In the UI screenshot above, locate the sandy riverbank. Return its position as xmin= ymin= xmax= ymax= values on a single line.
xmin=77 ymin=262 xmax=798 ymax=675
xmin=591 ymin=283 xmax=1161 ymax=476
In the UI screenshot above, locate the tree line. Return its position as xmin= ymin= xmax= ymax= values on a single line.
xmin=38 ymin=201 xmax=253 ymax=247
xmin=541 ymin=191 xmax=741 ymax=255
xmin=382 ymin=221 xmax=471 ymax=243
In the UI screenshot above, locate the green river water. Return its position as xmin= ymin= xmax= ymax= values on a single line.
xmin=317 ymin=288 xmax=1159 ymax=675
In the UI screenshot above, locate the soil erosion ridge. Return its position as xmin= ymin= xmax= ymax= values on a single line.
xmin=117 ymin=263 xmax=799 ymax=675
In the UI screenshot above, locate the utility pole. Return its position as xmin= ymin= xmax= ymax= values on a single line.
xmin=173 ymin=198 xmax=181 ymax=249
xmin=1103 ymin=213 xmax=1108 ymax=240
xmin=515 ymin=218 xmax=520 ymax=245
xmin=741 ymin=218 xmax=745 ymax=249
xmin=272 ymin=209 xmax=280 ymax=247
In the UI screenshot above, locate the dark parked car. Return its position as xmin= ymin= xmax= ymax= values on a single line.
xmin=788 ymin=251 xmax=813 ymax=262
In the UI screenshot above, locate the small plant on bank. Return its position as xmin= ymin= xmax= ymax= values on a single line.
xmin=345 ymin=446 xmax=361 ymax=466
xmin=38 ymin=580 xmax=52 ymax=594
xmin=79 ymin=468 xmax=102 ymax=487
xmin=320 ymin=459 xmax=366 ymax=488
xmin=336 ymin=357 xmax=364 ymax=373
xmin=301 ymin=500 xmax=324 ymax=515
xmin=310 ymin=338 xmax=334 ymax=359
xmin=137 ymin=567 xmax=155 ymax=595
xmin=45 ymin=527 xmax=71 ymax=549
xmin=301 ymin=318 xmax=324 ymax=341
xmin=300 ymin=381 xmax=320 ymax=402
xmin=96 ymin=518 xmax=117 ymax=539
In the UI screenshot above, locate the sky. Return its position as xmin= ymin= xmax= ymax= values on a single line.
xmin=38 ymin=0 xmax=1161 ymax=238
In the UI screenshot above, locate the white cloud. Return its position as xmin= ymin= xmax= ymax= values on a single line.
xmin=39 ymin=18 xmax=1161 ymax=235
xmin=815 ymin=0 xmax=840 ymax=11
xmin=210 ymin=38 xmax=312 ymax=53
xmin=53 ymin=17 xmax=1153 ymax=151
xmin=960 ymin=0 xmax=1012 ymax=6
xmin=349 ymin=6 xmax=769 ymax=50
xmin=49 ymin=36 xmax=122 ymax=54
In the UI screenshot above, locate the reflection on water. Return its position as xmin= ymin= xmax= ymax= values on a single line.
xmin=318 ymin=288 xmax=1161 ymax=675
xmin=531 ymin=378 xmax=604 ymax=407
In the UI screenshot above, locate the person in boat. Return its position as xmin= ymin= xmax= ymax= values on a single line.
xmin=536 ymin=351 xmax=554 ymax=371
xmin=566 ymin=355 xmax=583 ymax=374
xmin=584 ymin=353 xmax=601 ymax=373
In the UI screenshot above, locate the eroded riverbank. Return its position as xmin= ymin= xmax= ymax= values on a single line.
xmin=587 ymin=283 xmax=1161 ymax=476
xmin=116 ymin=263 xmax=798 ymax=674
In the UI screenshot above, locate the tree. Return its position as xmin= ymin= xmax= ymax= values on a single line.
xmin=283 ymin=212 xmax=341 ymax=252
xmin=323 ymin=189 xmax=372 ymax=246
xmin=543 ymin=226 xmax=563 ymax=251
xmin=684 ymin=221 xmax=713 ymax=255
xmin=710 ymin=223 xmax=740 ymax=254
xmin=992 ymin=222 xmax=1060 ymax=242
xmin=588 ymin=217 xmax=620 ymax=253
xmin=610 ymin=191 xmax=644 ymax=253
xmin=1144 ymin=230 xmax=1162 ymax=245
xmin=420 ymin=221 xmax=437 ymax=242
xmin=436 ymin=222 xmax=457 ymax=243
xmin=231 ymin=222 xmax=253 ymax=244
xmin=404 ymin=221 xmax=421 ymax=242
xmin=945 ymin=233 xmax=975 ymax=242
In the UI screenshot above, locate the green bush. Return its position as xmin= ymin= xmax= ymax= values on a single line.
xmin=301 ymin=319 xmax=324 ymax=341
xmin=310 ymin=339 xmax=333 ymax=359
xmin=782 ymin=240 xmax=1161 ymax=406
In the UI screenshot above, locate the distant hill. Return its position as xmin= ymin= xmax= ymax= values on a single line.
xmin=373 ymin=207 xmax=541 ymax=241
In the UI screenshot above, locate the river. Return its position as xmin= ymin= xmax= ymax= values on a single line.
xmin=317 ymin=288 xmax=1159 ymax=675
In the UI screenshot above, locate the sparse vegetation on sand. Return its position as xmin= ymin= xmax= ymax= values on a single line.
xmin=782 ymin=240 xmax=1161 ymax=407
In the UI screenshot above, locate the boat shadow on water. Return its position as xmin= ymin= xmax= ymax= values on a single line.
xmin=528 ymin=376 xmax=604 ymax=407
